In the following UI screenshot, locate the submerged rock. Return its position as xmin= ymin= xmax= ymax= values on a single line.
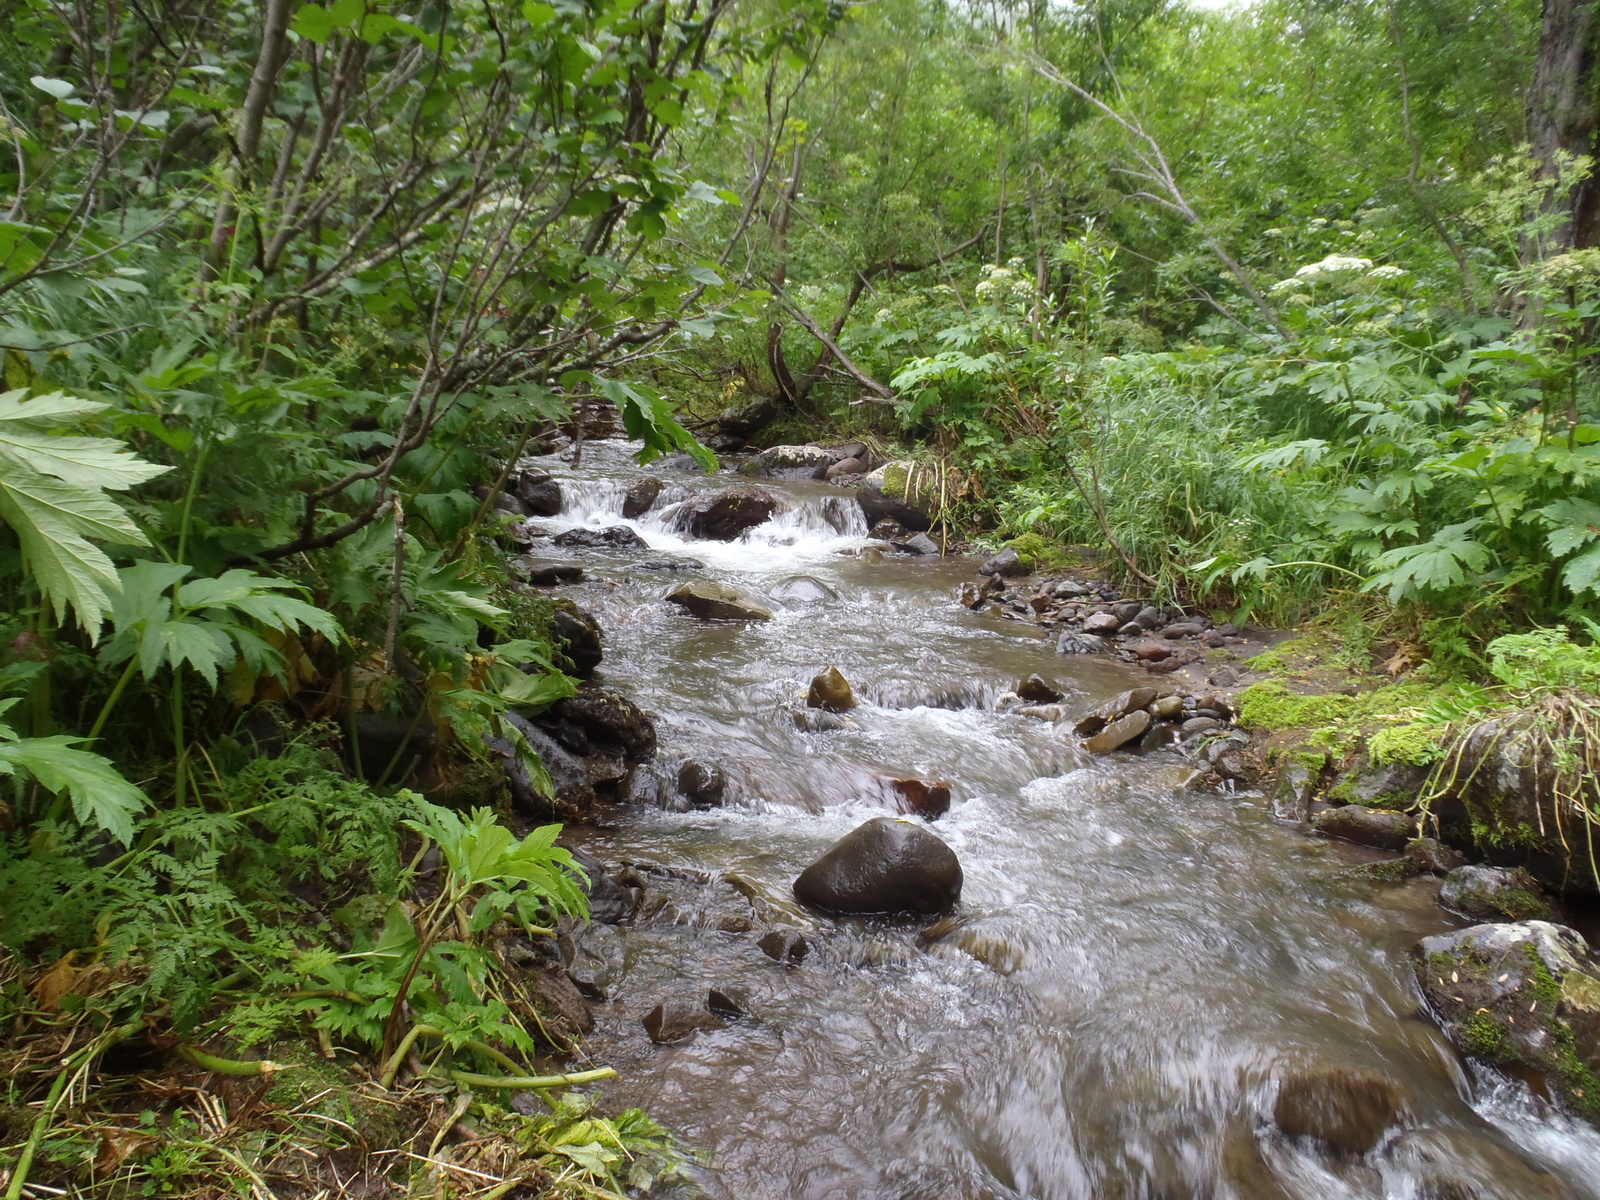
xmin=666 ymin=580 xmax=773 ymax=621
xmin=1439 ymin=865 xmax=1553 ymax=922
xmin=1311 ymin=804 xmax=1417 ymax=851
xmin=771 ymin=575 xmax=837 ymax=604
xmin=673 ymin=485 xmax=778 ymax=540
xmin=642 ymin=999 xmax=725 ymax=1044
xmin=1272 ymin=1066 xmax=1412 ymax=1154
xmin=758 ymin=930 xmax=809 ymax=963
xmin=793 ymin=817 xmax=962 ymax=916
xmin=1415 ymin=921 xmax=1600 ymax=1124
xmin=807 ymin=666 xmax=856 ymax=712
xmin=887 ymin=777 xmax=952 ymax=819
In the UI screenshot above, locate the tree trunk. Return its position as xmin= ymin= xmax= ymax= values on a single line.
xmin=1527 ymin=0 xmax=1600 ymax=253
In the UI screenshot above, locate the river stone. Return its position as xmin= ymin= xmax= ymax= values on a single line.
xmin=1311 ymin=805 xmax=1417 ymax=851
xmin=807 ymin=666 xmax=856 ymax=712
xmin=1017 ymin=674 xmax=1063 ymax=704
xmin=1182 ymin=716 xmax=1222 ymax=736
xmin=793 ymin=817 xmax=963 ymax=916
xmin=857 ymin=461 xmax=936 ymax=531
xmin=1074 ymin=688 xmax=1159 ymax=736
xmin=493 ymin=714 xmax=595 ymax=819
xmin=739 ymin=443 xmax=833 ymax=480
xmin=675 ymin=758 xmax=725 ymax=808
xmin=622 ymin=477 xmax=662 ymax=518
xmin=642 ymin=1000 xmax=725 ymax=1043
xmin=553 ymin=525 xmax=649 ymax=551
xmin=1082 ymin=611 xmax=1122 ymax=634
xmin=1134 ymin=605 xmax=1161 ymax=630
xmin=1415 ymin=921 xmax=1600 ymax=1122
xmin=476 ymin=485 xmax=528 ymax=517
xmin=771 ymin=575 xmax=837 ymax=604
xmin=1084 ymin=710 xmax=1152 ymax=754
xmin=1056 ymin=632 xmax=1106 ymax=655
xmin=1161 ymin=621 xmax=1206 ymax=638
xmin=758 ymin=930 xmax=809 ymax=963
xmin=517 ymin=561 xmax=583 ymax=586
xmin=978 ymin=547 xmax=1026 ymax=577
xmin=888 ymin=778 xmax=952 ymax=819
xmin=897 ymin=532 xmax=941 ymax=556
xmin=549 ymin=602 xmax=603 ymax=676
xmin=549 ymin=683 xmax=657 ymax=762
xmin=514 ymin=469 xmax=563 ymax=516
xmin=1149 ymin=694 xmax=1185 ymax=721
xmin=713 ymin=392 xmax=782 ymax=439
xmin=1134 ymin=640 xmax=1174 ymax=662
xmin=794 ymin=707 xmax=857 ymax=732
xmin=1404 ymin=837 xmax=1468 ymax=876
xmin=666 ymin=580 xmax=773 ymax=621
xmin=1272 ymin=1066 xmax=1412 ymax=1154
xmin=1112 ymin=601 xmax=1142 ymax=624
xmin=1439 ymin=865 xmax=1553 ymax=922
xmin=826 ymin=455 xmax=865 ymax=479
xmin=673 ymin=485 xmax=779 ymax=540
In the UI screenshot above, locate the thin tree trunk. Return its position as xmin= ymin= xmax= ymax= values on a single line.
xmin=1527 ymin=0 xmax=1600 ymax=255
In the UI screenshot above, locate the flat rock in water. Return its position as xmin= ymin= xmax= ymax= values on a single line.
xmin=553 ymin=525 xmax=649 ymax=551
xmin=1273 ymin=1066 xmax=1411 ymax=1154
xmin=666 ymin=580 xmax=773 ymax=621
xmin=641 ymin=1000 xmax=725 ymax=1043
xmin=1311 ymin=805 xmax=1417 ymax=851
xmin=793 ymin=816 xmax=962 ymax=916
xmin=1084 ymin=710 xmax=1152 ymax=754
xmin=738 ymin=444 xmax=833 ymax=480
xmin=807 ymin=666 xmax=856 ymax=712
xmin=897 ymin=532 xmax=941 ymax=556
xmin=1439 ymin=864 xmax=1552 ymax=921
xmin=1074 ymin=687 xmax=1159 ymax=736
xmin=673 ymin=485 xmax=778 ymax=540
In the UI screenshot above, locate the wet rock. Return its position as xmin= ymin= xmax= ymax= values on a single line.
xmin=516 ymin=469 xmax=563 ymax=516
xmin=707 ymin=989 xmax=744 ymax=1019
xmin=1181 ymin=716 xmax=1222 ymax=736
xmin=807 ymin=666 xmax=857 ymax=712
xmin=826 ymin=455 xmax=865 ymax=479
xmin=493 ymin=714 xmax=595 ymax=819
xmin=1133 ymin=640 xmax=1174 ymax=663
xmin=868 ymin=518 xmax=908 ymax=542
xmin=641 ymin=1000 xmax=725 ymax=1043
xmin=739 ymin=444 xmax=833 ymax=480
xmin=476 ymin=484 xmax=529 ymax=517
xmin=1405 ymin=837 xmax=1468 ymax=876
xmin=1134 ymin=605 xmax=1161 ymax=630
xmin=524 ymin=965 xmax=594 ymax=1036
xmin=1160 ymin=621 xmax=1206 ymax=639
xmin=666 ymin=580 xmax=773 ymax=621
xmin=517 ymin=561 xmax=584 ymax=587
xmin=549 ymin=602 xmax=603 ymax=676
xmin=1328 ymin=754 xmax=1430 ymax=809
xmin=1415 ymin=921 xmax=1600 ymax=1122
xmin=1439 ymin=865 xmax=1553 ymax=922
xmin=897 ymin=532 xmax=941 ymax=556
xmin=1148 ymin=694 xmax=1185 ymax=721
xmin=1339 ymin=856 xmax=1424 ymax=883
xmin=676 ymin=759 xmax=726 ymax=808
xmin=673 ymin=485 xmax=779 ymax=540
xmin=553 ymin=525 xmax=649 ymax=551
xmin=622 ymin=477 xmax=663 ymax=518
xmin=1082 ymin=612 xmax=1122 ymax=634
xmin=888 ymin=778 xmax=952 ymax=819
xmin=793 ymin=816 xmax=963 ymax=916
xmin=712 ymin=392 xmax=782 ymax=440
xmin=1056 ymin=632 xmax=1106 ymax=655
xmin=793 ymin=707 xmax=856 ymax=733
xmin=978 ymin=547 xmax=1026 ymax=577
xmin=1272 ymin=1066 xmax=1411 ymax=1154
xmin=628 ymin=558 xmax=703 ymax=572
xmin=1017 ymin=674 xmax=1063 ymax=704
xmin=621 ymin=761 xmax=682 ymax=810
xmin=758 ymin=930 xmax=810 ymax=963
xmin=857 ymin=462 xmax=934 ymax=531
xmin=569 ymin=851 xmax=642 ymax=925
xmin=1112 ymin=601 xmax=1143 ymax=624
xmin=1084 ymin=710 xmax=1152 ymax=754
xmin=960 ymin=577 xmax=1002 ymax=609
xmin=771 ymin=575 xmax=837 ymax=604
xmin=1311 ymin=805 xmax=1417 ymax=851
xmin=550 ymin=683 xmax=656 ymax=762
xmin=1073 ymin=687 xmax=1159 ymax=736
xmin=1273 ymin=762 xmax=1317 ymax=821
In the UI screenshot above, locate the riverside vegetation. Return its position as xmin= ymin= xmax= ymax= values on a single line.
xmin=4 ymin=0 xmax=1600 ymax=1193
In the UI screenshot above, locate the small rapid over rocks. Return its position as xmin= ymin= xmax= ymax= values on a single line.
xmin=508 ymin=441 xmax=1600 ymax=1200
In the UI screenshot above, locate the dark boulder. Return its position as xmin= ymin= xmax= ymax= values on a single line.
xmin=1311 ymin=804 xmax=1417 ymax=851
xmin=622 ymin=477 xmax=663 ymax=519
xmin=713 ymin=393 xmax=782 ymax=439
xmin=1404 ymin=837 xmax=1468 ymax=876
xmin=1017 ymin=674 xmax=1063 ymax=704
xmin=666 ymin=580 xmax=773 ymax=621
xmin=977 ymin=547 xmax=1026 ymax=578
xmin=758 ymin=930 xmax=809 ymax=963
xmin=674 ymin=485 xmax=779 ymax=540
xmin=642 ymin=1000 xmax=725 ymax=1044
xmin=475 ymin=485 xmax=528 ymax=517
xmin=516 ymin=561 xmax=583 ymax=587
xmin=896 ymin=532 xmax=941 ymax=556
xmin=553 ymin=525 xmax=649 ymax=551
xmin=516 ymin=469 xmax=563 ymax=517
xmin=548 ymin=602 xmax=603 ymax=677
xmin=793 ymin=816 xmax=963 ymax=916
xmin=492 ymin=713 xmax=595 ymax=820
xmin=857 ymin=483 xmax=931 ymax=532
xmin=549 ymin=683 xmax=656 ymax=762
xmin=739 ymin=444 xmax=833 ymax=480
xmin=676 ymin=759 xmax=726 ymax=808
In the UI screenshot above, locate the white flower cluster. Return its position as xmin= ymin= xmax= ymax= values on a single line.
xmin=1540 ymin=248 xmax=1600 ymax=285
xmin=1367 ymin=265 xmax=1409 ymax=280
xmin=975 ymin=261 xmax=1034 ymax=306
xmin=1271 ymin=255 xmax=1409 ymax=293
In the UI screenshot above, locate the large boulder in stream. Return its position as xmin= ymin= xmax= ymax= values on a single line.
xmin=1415 ymin=921 xmax=1600 ymax=1125
xmin=666 ymin=580 xmax=773 ymax=621
xmin=793 ymin=817 xmax=963 ymax=916
xmin=807 ymin=666 xmax=856 ymax=712
xmin=673 ymin=485 xmax=779 ymax=540
xmin=553 ymin=525 xmax=649 ymax=551
xmin=622 ymin=477 xmax=662 ymax=518
xmin=857 ymin=462 xmax=935 ymax=532
xmin=515 ymin=468 xmax=563 ymax=516
xmin=1311 ymin=804 xmax=1417 ymax=851
xmin=739 ymin=444 xmax=833 ymax=480
xmin=546 ymin=682 xmax=657 ymax=762
xmin=548 ymin=601 xmax=603 ymax=676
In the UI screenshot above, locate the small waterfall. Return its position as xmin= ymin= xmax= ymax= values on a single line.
xmin=555 ymin=477 xmax=630 ymax=522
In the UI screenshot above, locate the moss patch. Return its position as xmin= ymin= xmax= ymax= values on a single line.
xmin=1369 ymin=722 xmax=1444 ymax=766
xmin=1003 ymin=531 xmax=1080 ymax=572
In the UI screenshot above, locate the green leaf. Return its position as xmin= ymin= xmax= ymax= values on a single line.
xmin=1538 ymin=498 xmax=1600 ymax=557
xmin=1363 ymin=521 xmax=1491 ymax=601
xmin=686 ymin=264 xmax=723 ymax=287
xmin=0 ymin=733 xmax=146 ymax=842
xmin=29 ymin=76 xmax=74 ymax=99
xmin=1562 ymin=544 xmax=1600 ymax=597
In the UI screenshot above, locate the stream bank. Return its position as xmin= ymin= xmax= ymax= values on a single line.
xmin=485 ymin=437 xmax=1600 ymax=1200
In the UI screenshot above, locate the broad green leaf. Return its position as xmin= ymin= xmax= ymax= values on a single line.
xmin=1562 ymin=544 xmax=1600 ymax=597
xmin=0 ymin=733 xmax=146 ymax=843
xmin=0 ymin=476 xmax=145 ymax=631
xmin=29 ymin=76 xmax=74 ymax=99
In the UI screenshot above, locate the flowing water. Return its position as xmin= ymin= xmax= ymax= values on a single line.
xmin=519 ymin=440 xmax=1600 ymax=1200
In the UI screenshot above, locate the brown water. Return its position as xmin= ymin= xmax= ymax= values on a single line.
xmin=524 ymin=441 xmax=1600 ymax=1200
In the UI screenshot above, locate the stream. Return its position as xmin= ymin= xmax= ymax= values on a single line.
xmin=518 ymin=440 xmax=1600 ymax=1200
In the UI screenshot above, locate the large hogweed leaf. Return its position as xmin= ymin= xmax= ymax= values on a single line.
xmin=0 ymin=389 xmax=170 ymax=631
xmin=0 ymin=700 xmax=147 ymax=842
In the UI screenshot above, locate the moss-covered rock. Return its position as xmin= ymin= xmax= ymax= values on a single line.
xmin=1438 ymin=865 xmax=1553 ymax=922
xmin=1415 ymin=921 xmax=1600 ymax=1126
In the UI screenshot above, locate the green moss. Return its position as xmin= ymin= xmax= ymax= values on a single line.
xmin=1237 ymin=681 xmax=1357 ymax=730
xmin=1003 ymin=531 xmax=1077 ymax=571
xmin=1369 ymin=722 xmax=1444 ymax=766
xmin=1460 ymin=1011 xmax=1510 ymax=1057
xmin=1244 ymin=637 xmax=1325 ymax=673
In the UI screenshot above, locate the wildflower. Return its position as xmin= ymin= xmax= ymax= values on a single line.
xmin=1294 ymin=254 xmax=1373 ymax=280
xmin=1366 ymin=264 xmax=1408 ymax=280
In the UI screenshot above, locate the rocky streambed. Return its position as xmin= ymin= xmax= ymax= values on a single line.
xmin=481 ymin=439 xmax=1600 ymax=1199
